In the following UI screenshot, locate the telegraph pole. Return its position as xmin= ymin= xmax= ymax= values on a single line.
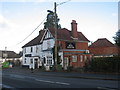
xmin=54 ymin=2 xmax=58 ymax=70
xmin=5 ymin=46 xmax=7 ymax=62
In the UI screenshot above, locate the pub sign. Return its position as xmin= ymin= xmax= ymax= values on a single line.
xmin=66 ymin=42 xmax=76 ymax=49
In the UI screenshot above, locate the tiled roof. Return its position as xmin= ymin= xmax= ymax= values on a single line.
xmin=49 ymin=28 xmax=89 ymax=42
xmin=22 ymin=28 xmax=89 ymax=48
xmin=89 ymin=38 xmax=116 ymax=48
xmin=22 ymin=30 xmax=45 ymax=48
xmin=0 ymin=50 xmax=20 ymax=58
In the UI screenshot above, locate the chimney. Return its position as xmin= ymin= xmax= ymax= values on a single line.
xmin=71 ymin=20 xmax=78 ymax=39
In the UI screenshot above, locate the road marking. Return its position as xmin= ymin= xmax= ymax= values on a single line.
xmin=2 ymin=84 xmax=14 ymax=88
xmin=97 ymin=87 xmax=117 ymax=90
xmin=55 ymin=82 xmax=70 ymax=85
xmin=9 ymin=74 xmax=25 ymax=79
xmin=35 ymin=79 xmax=55 ymax=83
xmin=35 ymin=79 xmax=70 ymax=85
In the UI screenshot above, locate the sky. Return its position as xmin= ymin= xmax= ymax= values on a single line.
xmin=0 ymin=0 xmax=119 ymax=53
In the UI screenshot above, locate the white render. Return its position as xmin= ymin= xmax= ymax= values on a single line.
xmin=22 ymin=29 xmax=56 ymax=69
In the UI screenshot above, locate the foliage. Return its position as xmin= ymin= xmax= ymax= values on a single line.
xmin=67 ymin=66 xmax=73 ymax=72
xmin=84 ymin=57 xmax=120 ymax=73
xmin=2 ymin=61 xmax=10 ymax=68
xmin=113 ymin=29 xmax=120 ymax=47
xmin=44 ymin=10 xmax=61 ymax=29
xmin=50 ymin=65 xmax=63 ymax=71
xmin=52 ymin=46 xmax=61 ymax=65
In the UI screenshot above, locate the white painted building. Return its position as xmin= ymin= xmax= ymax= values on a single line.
xmin=22 ymin=29 xmax=55 ymax=69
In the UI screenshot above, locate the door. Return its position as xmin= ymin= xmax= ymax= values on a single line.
xmin=34 ymin=59 xmax=38 ymax=69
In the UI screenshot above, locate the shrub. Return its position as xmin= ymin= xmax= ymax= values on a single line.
xmin=84 ymin=57 xmax=120 ymax=73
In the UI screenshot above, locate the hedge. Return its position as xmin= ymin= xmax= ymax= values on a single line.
xmin=84 ymin=57 xmax=120 ymax=73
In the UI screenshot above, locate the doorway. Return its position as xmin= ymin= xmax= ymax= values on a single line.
xmin=34 ymin=59 xmax=38 ymax=69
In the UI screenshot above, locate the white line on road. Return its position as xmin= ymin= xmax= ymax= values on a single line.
xmin=2 ymin=84 xmax=14 ymax=88
xmin=9 ymin=74 xmax=25 ymax=79
xmin=35 ymin=79 xmax=55 ymax=83
xmin=97 ymin=87 xmax=117 ymax=90
xmin=35 ymin=79 xmax=70 ymax=85
xmin=55 ymin=82 xmax=70 ymax=85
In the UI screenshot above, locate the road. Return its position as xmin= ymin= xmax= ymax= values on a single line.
xmin=1 ymin=68 xmax=119 ymax=89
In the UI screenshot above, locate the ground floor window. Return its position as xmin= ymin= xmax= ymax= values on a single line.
xmin=80 ymin=55 xmax=83 ymax=62
xmin=47 ymin=56 xmax=52 ymax=65
xmin=72 ymin=55 xmax=77 ymax=62
xmin=43 ymin=57 xmax=46 ymax=64
xmin=24 ymin=58 xmax=26 ymax=64
xmin=84 ymin=55 xmax=87 ymax=62
xmin=30 ymin=59 xmax=33 ymax=64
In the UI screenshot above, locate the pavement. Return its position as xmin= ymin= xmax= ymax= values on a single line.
xmin=2 ymin=66 xmax=120 ymax=81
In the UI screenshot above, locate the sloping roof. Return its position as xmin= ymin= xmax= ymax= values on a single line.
xmin=48 ymin=28 xmax=89 ymax=42
xmin=22 ymin=28 xmax=89 ymax=48
xmin=89 ymin=38 xmax=116 ymax=48
xmin=22 ymin=30 xmax=45 ymax=48
xmin=0 ymin=50 xmax=20 ymax=58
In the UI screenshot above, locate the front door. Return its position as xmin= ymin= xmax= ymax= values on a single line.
xmin=34 ymin=59 xmax=38 ymax=69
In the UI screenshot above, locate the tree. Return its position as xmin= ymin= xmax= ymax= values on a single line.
xmin=113 ymin=29 xmax=120 ymax=47
xmin=44 ymin=10 xmax=61 ymax=29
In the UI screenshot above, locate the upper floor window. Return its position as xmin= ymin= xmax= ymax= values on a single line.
xmin=31 ymin=47 xmax=33 ymax=53
xmin=47 ymin=41 xmax=51 ymax=49
xmin=36 ymin=46 xmax=39 ymax=53
xmin=24 ymin=48 xmax=26 ymax=53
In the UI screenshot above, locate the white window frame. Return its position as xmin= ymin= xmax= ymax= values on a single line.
xmin=80 ymin=55 xmax=83 ymax=62
xmin=47 ymin=56 xmax=52 ymax=65
xmin=72 ymin=55 xmax=77 ymax=62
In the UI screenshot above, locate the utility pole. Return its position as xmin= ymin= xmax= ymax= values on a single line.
xmin=5 ymin=46 xmax=7 ymax=62
xmin=54 ymin=2 xmax=58 ymax=70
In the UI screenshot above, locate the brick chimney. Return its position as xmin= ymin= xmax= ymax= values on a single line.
xmin=71 ymin=20 xmax=78 ymax=39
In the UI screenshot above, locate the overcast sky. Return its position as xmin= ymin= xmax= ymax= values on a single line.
xmin=0 ymin=0 xmax=119 ymax=53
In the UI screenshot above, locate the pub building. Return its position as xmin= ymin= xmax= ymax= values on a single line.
xmin=22 ymin=20 xmax=92 ymax=70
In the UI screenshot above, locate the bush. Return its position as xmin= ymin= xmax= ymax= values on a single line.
xmin=51 ymin=65 xmax=63 ymax=71
xmin=67 ymin=66 xmax=73 ymax=72
xmin=84 ymin=57 xmax=120 ymax=73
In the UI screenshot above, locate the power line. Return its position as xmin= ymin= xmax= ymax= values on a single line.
xmin=57 ymin=0 xmax=71 ymax=7
xmin=16 ymin=17 xmax=46 ymax=45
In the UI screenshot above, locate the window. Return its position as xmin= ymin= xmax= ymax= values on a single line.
xmin=24 ymin=58 xmax=26 ymax=64
xmin=84 ymin=55 xmax=87 ymax=62
xmin=30 ymin=59 xmax=33 ymax=64
xmin=90 ymin=55 xmax=92 ymax=61
xmin=47 ymin=41 xmax=51 ymax=49
xmin=80 ymin=55 xmax=83 ymax=62
xmin=72 ymin=55 xmax=77 ymax=62
xmin=47 ymin=56 xmax=52 ymax=65
xmin=43 ymin=57 xmax=46 ymax=64
xmin=36 ymin=46 xmax=38 ymax=53
xmin=31 ymin=47 xmax=33 ymax=52
xmin=24 ymin=48 xmax=26 ymax=53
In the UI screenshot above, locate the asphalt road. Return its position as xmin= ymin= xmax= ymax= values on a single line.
xmin=2 ymin=69 xmax=119 ymax=90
